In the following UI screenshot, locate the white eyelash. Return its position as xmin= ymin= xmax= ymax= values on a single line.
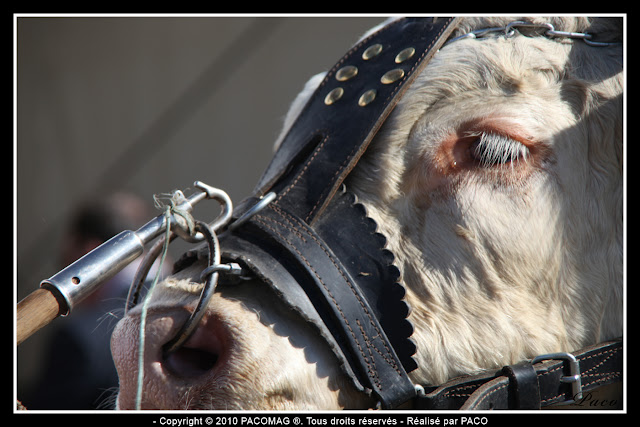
xmin=471 ymin=132 xmax=529 ymax=167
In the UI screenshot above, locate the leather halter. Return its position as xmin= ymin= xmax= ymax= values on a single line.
xmin=173 ymin=17 xmax=623 ymax=410
xmin=230 ymin=17 xmax=461 ymax=409
xmin=174 ymin=17 xmax=461 ymax=409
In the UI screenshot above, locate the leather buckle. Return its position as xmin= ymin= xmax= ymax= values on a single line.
xmin=532 ymin=352 xmax=583 ymax=404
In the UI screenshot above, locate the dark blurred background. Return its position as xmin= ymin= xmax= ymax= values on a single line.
xmin=15 ymin=15 xmax=386 ymax=409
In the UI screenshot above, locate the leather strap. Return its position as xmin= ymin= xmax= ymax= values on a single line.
xmin=221 ymin=191 xmax=416 ymax=409
xmin=252 ymin=17 xmax=461 ymax=224
xmin=501 ymin=361 xmax=541 ymax=409
xmin=218 ymin=17 xmax=461 ymax=409
xmin=415 ymin=339 xmax=623 ymax=410
xmin=246 ymin=203 xmax=414 ymax=408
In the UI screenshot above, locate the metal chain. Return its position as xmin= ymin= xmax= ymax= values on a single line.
xmin=447 ymin=20 xmax=620 ymax=47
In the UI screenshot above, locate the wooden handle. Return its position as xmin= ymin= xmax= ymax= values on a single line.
xmin=17 ymin=288 xmax=63 ymax=345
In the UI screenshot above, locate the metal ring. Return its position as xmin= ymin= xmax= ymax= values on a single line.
xmin=163 ymin=221 xmax=221 ymax=355
xmin=199 ymin=263 xmax=243 ymax=282
xmin=229 ymin=192 xmax=277 ymax=231
xmin=125 ymin=237 xmax=158 ymax=314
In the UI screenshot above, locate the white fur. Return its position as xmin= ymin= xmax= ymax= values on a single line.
xmin=111 ymin=17 xmax=623 ymax=409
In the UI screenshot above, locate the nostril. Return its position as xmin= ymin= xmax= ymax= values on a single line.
xmin=160 ymin=313 xmax=225 ymax=378
xmin=163 ymin=347 xmax=219 ymax=377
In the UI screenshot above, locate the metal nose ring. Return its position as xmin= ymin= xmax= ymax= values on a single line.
xmin=162 ymin=221 xmax=220 ymax=355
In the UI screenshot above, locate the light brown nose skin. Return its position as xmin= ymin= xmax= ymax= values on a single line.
xmin=110 ymin=306 xmax=227 ymax=409
xmin=110 ymin=280 xmax=366 ymax=410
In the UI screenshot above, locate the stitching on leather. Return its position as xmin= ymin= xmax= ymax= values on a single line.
xmin=271 ymin=205 xmax=401 ymax=375
xmin=305 ymin=151 xmax=352 ymax=222
xmin=357 ymin=319 xmax=382 ymax=389
xmin=442 ymin=383 xmax=482 ymax=398
xmin=537 ymin=346 xmax=621 ymax=404
xmin=300 ymin=18 xmax=455 ymax=223
xmin=251 ymin=215 xmax=376 ymax=386
xmin=255 ymin=212 xmax=306 ymax=242
xmin=298 ymin=20 xmax=410 ymax=215
xmin=278 ymin=20 xmax=397 ymax=214
xmin=581 ymin=347 xmax=619 ymax=375
xmin=269 ymin=18 xmax=400 ymax=164
xmin=274 ymin=206 xmax=399 ymax=370
xmin=303 ymin=19 xmax=454 ymax=223
xmin=538 ymin=372 xmax=621 ymax=405
xmin=471 ymin=382 xmax=508 ymax=409
xmin=582 ymin=372 xmax=621 ymax=389
xmin=277 ymin=132 xmax=328 ymax=203
xmin=536 ymin=364 xmax=563 ymax=380
xmin=446 ymin=393 xmax=475 ymax=399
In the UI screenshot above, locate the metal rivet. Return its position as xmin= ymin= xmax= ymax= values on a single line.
xmin=380 ymin=69 xmax=405 ymax=84
xmin=395 ymin=47 xmax=415 ymax=63
xmin=362 ymin=43 xmax=383 ymax=60
xmin=358 ymin=89 xmax=377 ymax=107
xmin=324 ymin=87 xmax=344 ymax=105
xmin=336 ymin=65 xmax=358 ymax=81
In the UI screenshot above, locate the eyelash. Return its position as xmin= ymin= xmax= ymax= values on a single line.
xmin=468 ymin=132 xmax=530 ymax=168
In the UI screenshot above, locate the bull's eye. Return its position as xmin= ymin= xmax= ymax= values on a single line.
xmin=468 ymin=132 xmax=529 ymax=168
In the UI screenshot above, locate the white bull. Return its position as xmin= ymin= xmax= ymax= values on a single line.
xmin=111 ymin=16 xmax=623 ymax=410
